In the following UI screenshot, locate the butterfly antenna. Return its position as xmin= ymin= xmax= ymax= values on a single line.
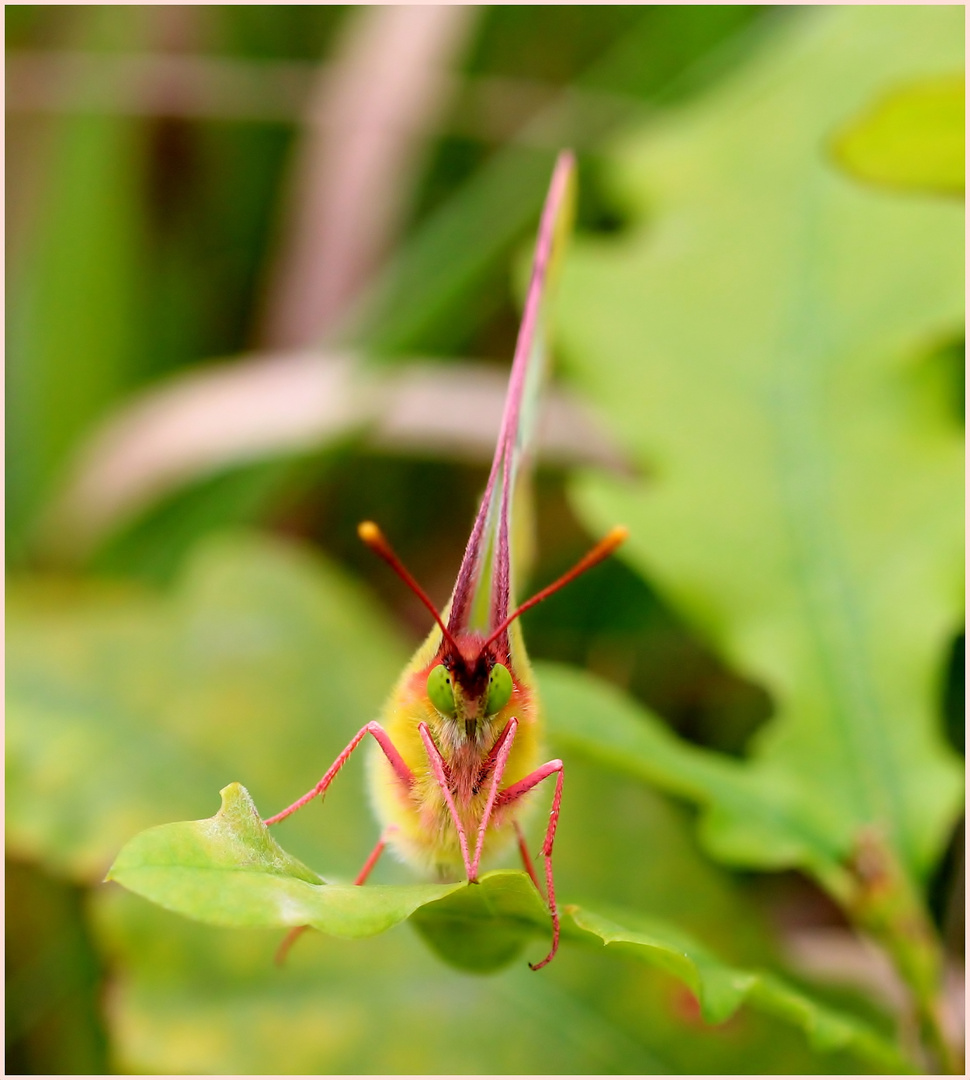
xmin=358 ymin=521 xmax=463 ymax=654
xmin=482 ymin=526 xmax=629 ymax=652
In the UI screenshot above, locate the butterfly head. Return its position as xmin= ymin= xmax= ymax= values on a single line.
xmin=358 ymin=519 xmax=625 ymax=735
xmin=425 ymin=634 xmax=515 ymax=732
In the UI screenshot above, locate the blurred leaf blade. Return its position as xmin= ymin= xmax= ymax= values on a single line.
xmin=6 ymin=532 xmax=410 ymax=880
xmin=832 ymin=75 xmax=964 ymax=196
xmin=557 ymin=4 xmax=964 ymax=887
xmin=539 ymin=662 xmax=841 ymax=874
xmin=568 ymin=907 xmax=912 ymax=1072
xmin=6 ymin=105 xmax=148 ymax=560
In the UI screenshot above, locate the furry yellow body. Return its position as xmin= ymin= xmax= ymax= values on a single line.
xmin=368 ymin=618 xmax=540 ymax=878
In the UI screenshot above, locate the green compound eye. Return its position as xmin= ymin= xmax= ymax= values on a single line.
xmin=485 ymin=663 xmax=513 ymax=716
xmin=427 ymin=664 xmax=457 ymax=718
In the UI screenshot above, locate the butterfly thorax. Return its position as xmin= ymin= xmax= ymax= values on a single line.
xmin=370 ymin=613 xmax=542 ymax=877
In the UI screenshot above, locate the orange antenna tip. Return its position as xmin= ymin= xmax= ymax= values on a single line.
xmin=560 ymin=524 xmax=628 ymax=582
xmin=358 ymin=520 xmax=383 ymax=547
xmin=357 ymin=520 xmax=461 ymax=654
xmin=482 ymin=525 xmax=628 ymax=652
xmin=359 ymin=521 xmax=407 ymax=567
xmin=602 ymin=525 xmax=629 ymax=551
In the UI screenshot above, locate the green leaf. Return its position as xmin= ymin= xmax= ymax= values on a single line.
xmin=106 ymin=783 xmax=908 ymax=1070
xmin=558 ymin=5 xmax=964 ymax=887
xmin=539 ymin=662 xmax=836 ymax=872
xmin=832 ymin=76 xmax=964 ymax=196
xmin=108 ymin=781 xmax=547 ymax=971
xmin=568 ymin=907 xmax=912 ymax=1072
xmin=108 ymin=783 xmax=471 ymax=941
xmin=410 ymin=870 xmax=550 ymax=973
xmin=93 ymin=754 xmax=873 ymax=1075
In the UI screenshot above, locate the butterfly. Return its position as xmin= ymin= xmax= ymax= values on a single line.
xmin=265 ymin=151 xmax=626 ymax=970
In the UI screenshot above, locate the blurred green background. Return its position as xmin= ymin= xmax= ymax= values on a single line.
xmin=6 ymin=5 xmax=964 ymax=1074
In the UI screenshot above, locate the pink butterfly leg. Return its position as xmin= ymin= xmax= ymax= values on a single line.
xmin=274 ymin=827 xmax=394 ymax=965
xmin=265 ymin=723 xmax=413 ymax=965
xmin=418 ymin=722 xmax=473 ymax=876
xmin=470 ymin=719 xmax=519 ymax=878
xmin=263 ymin=721 xmax=413 ymax=826
xmin=463 ymin=719 xmax=542 ymax=894
xmin=497 ymin=759 xmax=564 ymax=970
xmin=514 ymin=820 xmax=541 ymax=894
